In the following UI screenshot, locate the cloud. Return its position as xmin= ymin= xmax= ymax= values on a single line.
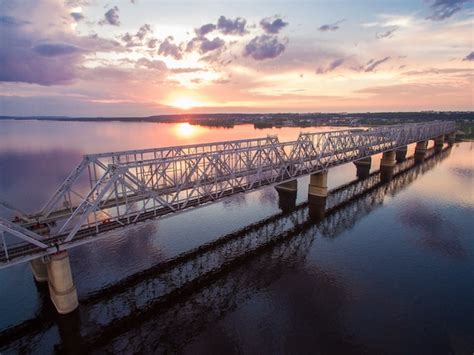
xmin=136 ymin=24 xmax=152 ymax=40
xmin=121 ymin=33 xmax=138 ymax=47
xmin=0 ymin=15 xmax=29 ymax=27
xmin=243 ymin=35 xmax=286 ymax=60
xmin=121 ymin=24 xmax=153 ymax=47
xmin=376 ymin=26 xmax=398 ymax=39
xmin=401 ymin=67 xmax=474 ymax=76
xmin=0 ymin=0 xmax=124 ymax=86
xmin=135 ymin=58 xmax=167 ymax=71
xmin=316 ymin=57 xmax=345 ymax=74
xmin=100 ymin=6 xmax=120 ymax=26
xmin=195 ymin=23 xmax=216 ymax=37
xmin=147 ymin=38 xmax=158 ymax=49
xmin=33 ymin=43 xmax=81 ymax=56
xmin=426 ymin=0 xmax=471 ymax=21
xmin=217 ymin=16 xmax=247 ymax=35
xmin=260 ymin=16 xmax=288 ymax=34
xmin=158 ymin=36 xmax=183 ymax=60
xmin=199 ymin=37 xmax=225 ymax=53
xmin=364 ymin=56 xmax=390 ymax=72
xmin=170 ymin=67 xmax=206 ymax=74
xmin=463 ymin=51 xmax=474 ymax=61
xmin=70 ymin=12 xmax=84 ymax=21
xmin=318 ymin=19 xmax=344 ymax=32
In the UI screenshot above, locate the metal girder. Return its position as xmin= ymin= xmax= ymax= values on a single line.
xmin=0 ymin=122 xmax=456 ymax=266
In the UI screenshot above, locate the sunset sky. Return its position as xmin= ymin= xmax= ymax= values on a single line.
xmin=0 ymin=0 xmax=473 ymax=116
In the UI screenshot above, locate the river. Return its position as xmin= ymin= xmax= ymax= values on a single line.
xmin=0 ymin=120 xmax=473 ymax=354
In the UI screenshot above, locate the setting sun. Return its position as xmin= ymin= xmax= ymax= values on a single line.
xmin=170 ymin=96 xmax=200 ymax=110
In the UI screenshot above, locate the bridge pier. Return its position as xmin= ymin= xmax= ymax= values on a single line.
xmin=47 ymin=251 xmax=79 ymax=315
xmin=354 ymin=157 xmax=371 ymax=179
xmin=308 ymin=171 xmax=328 ymax=221
xmin=415 ymin=140 xmax=428 ymax=163
xmin=446 ymin=132 xmax=456 ymax=146
xmin=396 ymin=146 xmax=408 ymax=163
xmin=308 ymin=171 xmax=328 ymax=204
xmin=380 ymin=151 xmax=396 ymax=181
xmin=30 ymin=257 xmax=49 ymax=283
xmin=275 ymin=180 xmax=297 ymax=211
xmin=434 ymin=135 xmax=444 ymax=152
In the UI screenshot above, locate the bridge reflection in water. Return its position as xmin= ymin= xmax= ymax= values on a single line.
xmin=0 ymin=147 xmax=451 ymax=353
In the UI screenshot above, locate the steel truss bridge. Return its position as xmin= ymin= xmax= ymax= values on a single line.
xmin=0 ymin=121 xmax=455 ymax=267
xmin=0 ymin=147 xmax=451 ymax=353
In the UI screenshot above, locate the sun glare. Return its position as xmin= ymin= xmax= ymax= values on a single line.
xmin=175 ymin=122 xmax=197 ymax=138
xmin=171 ymin=96 xmax=199 ymax=110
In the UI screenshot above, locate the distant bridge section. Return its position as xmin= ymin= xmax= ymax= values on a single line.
xmin=0 ymin=121 xmax=455 ymax=267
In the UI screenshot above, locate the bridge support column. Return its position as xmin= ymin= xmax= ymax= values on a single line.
xmin=434 ymin=135 xmax=444 ymax=152
xmin=30 ymin=257 xmax=49 ymax=283
xmin=47 ymin=251 xmax=78 ymax=315
xmin=415 ymin=141 xmax=428 ymax=163
xmin=275 ymin=180 xmax=297 ymax=211
xmin=447 ymin=132 xmax=456 ymax=146
xmin=275 ymin=179 xmax=297 ymax=193
xmin=354 ymin=157 xmax=371 ymax=179
xmin=308 ymin=171 xmax=328 ymax=221
xmin=380 ymin=151 xmax=396 ymax=182
xmin=395 ymin=146 xmax=408 ymax=163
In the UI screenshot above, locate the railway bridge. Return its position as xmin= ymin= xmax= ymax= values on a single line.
xmin=0 ymin=121 xmax=456 ymax=314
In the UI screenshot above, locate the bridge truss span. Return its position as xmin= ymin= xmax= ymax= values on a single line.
xmin=0 ymin=121 xmax=455 ymax=266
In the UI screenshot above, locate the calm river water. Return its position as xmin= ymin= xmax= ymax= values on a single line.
xmin=0 ymin=120 xmax=473 ymax=354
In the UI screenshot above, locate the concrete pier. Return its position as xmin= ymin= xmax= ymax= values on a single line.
xmin=47 ymin=251 xmax=79 ymax=314
xmin=380 ymin=151 xmax=396 ymax=182
xmin=447 ymin=132 xmax=456 ymax=146
xmin=308 ymin=171 xmax=328 ymax=203
xmin=275 ymin=180 xmax=297 ymax=212
xmin=275 ymin=179 xmax=297 ymax=193
xmin=354 ymin=157 xmax=371 ymax=179
xmin=434 ymin=135 xmax=444 ymax=152
xmin=308 ymin=171 xmax=328 ymax=221
xmin=396 ymin=146 xmax=408 ymax=163
xmin=30 ymin=257 xmax=49 ymax=283
xmin=415 ymin=140 xmax=428 ymax=163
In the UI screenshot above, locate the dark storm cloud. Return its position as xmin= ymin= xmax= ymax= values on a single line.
xmin=260 ymin=17 xmax=288 ymax=34
xmin=100 ymin=6 xmax=120 ymax=26
xmin=243 ymin=35 xmax=286 ymax=60
xmin=318 ymin=19 xmax=344 ymax=32
xmin=195 ymin=23 xmax=217 ymax=37
xmin=158 ymin=36 xmax=183 ymax=60
xmin=376 ymin=27 xmax=398 ymax=39
xmin=70 ymin=12 xmax=85 ymax=21
xmin=463 ymin=51 xmax=474 ymax=61
xmin=426 ymin=0 xmax=471 ymax=21
xmin=217 ymin=16 xmax=247 ymax=35
xmin=316 ymin=57 xmax=345 ymax=74
xmin=34 ymin=43 xmax=81 ymax=56
xmin=364 ymin=56 xmax=390 ymax=72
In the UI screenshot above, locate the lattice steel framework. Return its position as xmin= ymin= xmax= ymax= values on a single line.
xmin=0 ymin=122 xmax=455 ymax=266
xmin=0 ymin=147 xmax=450 ymax=353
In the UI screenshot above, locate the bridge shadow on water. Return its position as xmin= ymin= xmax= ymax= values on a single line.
xmin=0 ymin=147 xmax=452 ymax=354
